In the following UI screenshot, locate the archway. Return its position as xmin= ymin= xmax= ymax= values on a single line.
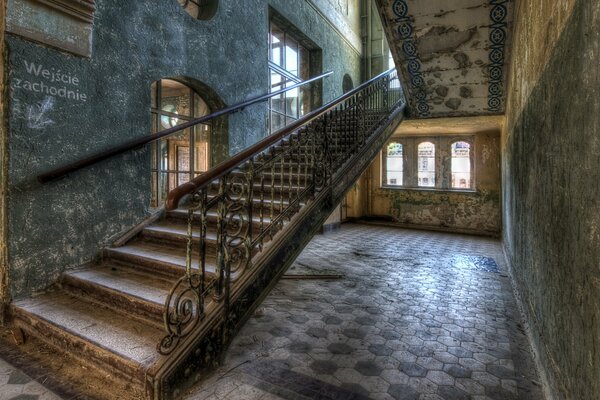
xmin=150 ymin=78 xmax=226 ymax=207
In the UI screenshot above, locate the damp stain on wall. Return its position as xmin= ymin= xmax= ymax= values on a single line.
xmin=383 ymin=188 xmax=501 ymax=235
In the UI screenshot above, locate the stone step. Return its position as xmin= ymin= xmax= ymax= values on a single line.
xmin=61 ymin=263 xmax=174 ymax=327
xmin=10 ymin=290 xmax=163 ymax=388
xmin=104 ymin=241 xmax=217 ymax=279
xmin=167 ymin=208 xmax=274 ymax=226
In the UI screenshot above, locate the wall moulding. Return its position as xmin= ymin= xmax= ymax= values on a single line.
xmin=35 ymin=0 xmax=96 ymax=23
xmin=6 ymin=0 xmax=96 ymax=57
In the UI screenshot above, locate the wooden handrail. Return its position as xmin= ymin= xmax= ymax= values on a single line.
xmin=165 ymin=68 xmax=398 ymax=211
xmin=37 ymin=71 xmax=333 ymax=184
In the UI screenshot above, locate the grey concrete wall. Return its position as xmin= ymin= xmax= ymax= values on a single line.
xmin=4 ymin=0 xmax=361 ymax=298
xmin=503 ymin=0 xmax=600 ymax=398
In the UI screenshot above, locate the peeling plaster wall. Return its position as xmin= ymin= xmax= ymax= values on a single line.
xmin=376 ymin=0 xmax=514 ymax=118
xmin=4 ymin=0 xmax=361 ymax=299
xmin=502 ymin=0 xmax=600 ymax=398
xmin=366 ymin=129 xmax=501 ymax=236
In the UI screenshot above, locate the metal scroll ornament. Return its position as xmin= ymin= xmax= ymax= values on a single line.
xmin=158 ymin=273 xmax=204 ymax=355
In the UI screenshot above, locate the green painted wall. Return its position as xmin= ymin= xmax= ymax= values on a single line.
xmin=503 ymin=1 xmax=600 ymax=398
xmin=4 ymin=0 xmax=362 ymax=298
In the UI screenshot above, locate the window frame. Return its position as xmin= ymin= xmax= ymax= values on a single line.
xmin=267 ymin=16 xmax=321 ymax=135
xmin=381 ymin=135 xmax=476 ymax=192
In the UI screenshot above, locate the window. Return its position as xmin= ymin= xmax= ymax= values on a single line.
xmin=177 ymin=0 xmax=219 ymax=20
xmin=268 ymin=21 xmax=311 ymax=133
xmin=451 ymin=141 xmax=471 ymax=189
xmin=385 ymin=142 xmax=403 ymax=186
xmin=150 ymin=79 xmax=211 ymax=207
xmin=418 ymin=142 xmax=435 ymax=187
xmin=382 ymin=136 xmax=474 ymax=191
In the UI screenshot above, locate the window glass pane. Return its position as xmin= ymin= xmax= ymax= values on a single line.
xmin=451 ymin=141 xmax=471 ymax=189
xmin=285 ymin=37 xmax=299 ymax=76
xmin=386 ymin=142 xmax=403 ymax=186
xmin=193 ymin=126 xmax=210 ymax=174
xmin=194 ymin=93 xmax=210 ymax=117
xmin=177 ymin=146 xmax=190 ymax=185
xmin=270 ymin=92 xmax=285 ymax=114
xmin=418 ymin=142 xmax=435 ymax=187
xmin=286 ymin=86 xmax=299 ymax=117
xmin=270 ymin=111 xmax=286 ymax=132
xmin=160 ymin=79 xmax=191 ymax=128
xmin=270 ymin=23 xmax=284 ymax=67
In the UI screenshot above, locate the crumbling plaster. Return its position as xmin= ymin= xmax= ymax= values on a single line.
xmin=376 ymin=0 xmax=513 ymax=118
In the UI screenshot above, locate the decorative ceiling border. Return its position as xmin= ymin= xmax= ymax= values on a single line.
xmin=488 ymin=0 xmax=508 ymax=112
xmin=389 ymin=0 xmax=429 ymax=117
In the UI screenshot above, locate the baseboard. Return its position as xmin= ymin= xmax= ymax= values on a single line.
xmin=353 ymin=217 xmax=500 ymax=238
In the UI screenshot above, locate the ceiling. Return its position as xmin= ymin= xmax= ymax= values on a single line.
xmin=375 ymin=0 xmax=514 ymax=119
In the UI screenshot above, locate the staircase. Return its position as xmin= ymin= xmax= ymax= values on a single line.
xmin=5 ymin=70 xmax=405 ymax=399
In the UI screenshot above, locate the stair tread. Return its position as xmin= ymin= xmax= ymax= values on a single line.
xmin=144 ymin=221 xmax=217 ymax=241
xmin=107 ymin=241 xmax=217 ymax=274
xmin=168 ymin=208 xmax=274 ymax=224
xmin=65 ymin=264 xmax=172 ymax=307
xmin=13 ymin=290 xmax=163 ymax=368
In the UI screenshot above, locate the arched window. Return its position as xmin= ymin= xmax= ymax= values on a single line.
xmin=385 ymin=142 xmax=403 ymax=186
xmin=177 ymin=0 xmax=219 ymax=20
xmin=451 ymin=141 xmax=471 ymax=189
xmin=418 ymin=142 xmax=435 ymax=187
xmin=150 ymin=79 xmax=211 ymax=207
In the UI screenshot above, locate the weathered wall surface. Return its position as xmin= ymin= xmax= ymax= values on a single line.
xmin=4 ymin=0 xmax=361 ymax=298
xmin=0 ymin=0 xmax=8 ymax=307
xmin=502 ymin=0 xmax=600 ymax=398
xmin=367 ymin=127 xmax=501 ymax=236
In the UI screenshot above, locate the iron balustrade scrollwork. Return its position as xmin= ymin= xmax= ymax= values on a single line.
xmin=158 ymin=69 xmax=404 ymax=354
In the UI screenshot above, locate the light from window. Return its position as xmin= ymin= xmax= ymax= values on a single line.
xmin=268 ymin=21 xmax=311 ymax=133
xmin=451 ymin=141 xmax=471 ymax=189
xmin=386 ymin=142 xmax=403 ymax=186
xmin=418 ymin=142 xmax=435 ymax=187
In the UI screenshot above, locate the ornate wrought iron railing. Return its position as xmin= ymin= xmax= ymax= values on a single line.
xmin=158 ymin=68 xmax=404 ymax=354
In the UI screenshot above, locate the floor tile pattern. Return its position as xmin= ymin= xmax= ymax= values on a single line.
xmin=0 ymin=359 xmax=61 ymax=400
xmin=185 ymin=224 xmax=543 ymax=400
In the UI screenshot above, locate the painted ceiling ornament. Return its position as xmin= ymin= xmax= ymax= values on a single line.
xmin=392 ymin=0 xmax=408 ymax=18
xmin=488 ymin=0 xmax=508 ymax=112
xmin=387 ymin=0 xmax=429 ymax=117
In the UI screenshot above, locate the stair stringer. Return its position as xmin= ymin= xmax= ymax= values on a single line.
xmin=146 ymin=106 xmax=405 ymax=400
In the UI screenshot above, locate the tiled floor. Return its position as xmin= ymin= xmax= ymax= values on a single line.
xmin=0 ymin=224 xmax=544 ymax=400
xmin=184 ymin=224 xmax=543 ymax=400
xmin=0 ymin=358 xmax=61 ymax=400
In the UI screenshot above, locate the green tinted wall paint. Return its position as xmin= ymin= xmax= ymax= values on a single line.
xmin=5 ymin=0 xmax=361 ymax=298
